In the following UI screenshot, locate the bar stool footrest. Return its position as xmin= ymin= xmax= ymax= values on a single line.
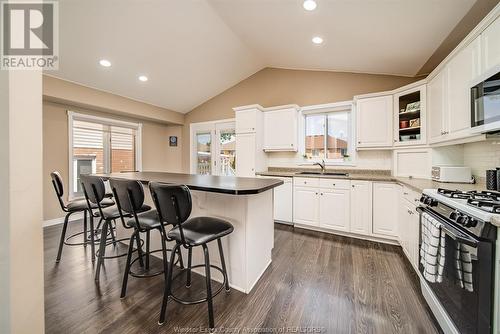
xmin=169 ymin=264 xmax=228 ymax=305
xmin=95 ymin=237 xmax=141 ymax=259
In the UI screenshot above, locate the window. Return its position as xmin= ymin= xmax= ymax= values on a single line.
xmin=69 ymin=112 xmax=142 ymax=197
xmin=304 ymin=106 xmax=352 ymax=163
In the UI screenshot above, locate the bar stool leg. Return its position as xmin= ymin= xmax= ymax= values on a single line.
xmin=83 ymin=210 xmax=88 ymax=247
xmin=95 ymin=220 xmax=108 ymax=281
xmin=217 ymin=239 xmax=230 ymax=292
xmin=186 ymin=247 xmax=192 ymax=288
xmin=202 ymin=243 xmax=215 ymax=331
xmin=55 ymin=213 xmax=70 ymax=263
xmin=145 ymin=230 xmax=150 ymax=270
xmin=159 ymin=242 xmax=179 ymax=325
xmin=89 ymin=214 xmax=96 ymax=262
xmin=120 ymin=232 xmax=136 ymax=298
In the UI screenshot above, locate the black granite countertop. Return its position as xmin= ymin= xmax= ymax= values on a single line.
xmin=95 ymin=172 xmax=284 ymax=195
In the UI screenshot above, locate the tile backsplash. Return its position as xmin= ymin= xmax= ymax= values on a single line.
xmin=463 ymin=141 xmax=500 ymax=179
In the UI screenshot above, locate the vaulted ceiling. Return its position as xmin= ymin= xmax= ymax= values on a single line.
xmin=51 ymin=0 xmax=479 ymax=113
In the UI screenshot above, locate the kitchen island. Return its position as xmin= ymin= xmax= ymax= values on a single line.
xmin=96 ymin=172 xmax=283 ymax=293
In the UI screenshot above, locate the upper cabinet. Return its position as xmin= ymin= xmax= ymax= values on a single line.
xmin=481 ymin=15 xmax=500 ymax=77
xmin=263 ymin=106 xmax=299 ymax=152
xmin=428 ymin=69 xmax=448 ymax=143
xmin=428 ymin=37 xmax=481 ymax=144
xmin=447 ymin=37 xmax=481 ymax=136
xmin=235 ymin=106 xmax=261 ymax=134
xmin=393 ymin=84 xmax=426 ymax=146
xmin=356 ymin=95 xmax=393 ymax=149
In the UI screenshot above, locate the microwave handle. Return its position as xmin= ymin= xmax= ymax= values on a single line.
xmin=417 ymin=206 xmax=479 ymax=247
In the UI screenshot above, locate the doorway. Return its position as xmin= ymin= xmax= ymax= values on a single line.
xmin=190 ymin=120 xmax=236 ymax=176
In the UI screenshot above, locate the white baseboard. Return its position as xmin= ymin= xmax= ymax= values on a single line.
xmin=43 ymin=212 xmax=84 ymax=228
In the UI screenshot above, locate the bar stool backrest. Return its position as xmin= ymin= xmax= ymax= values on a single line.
xmin=149 ymin=182 xmax=192 ymax=244
xmin=80 ymin=174 xmax=106 ymax=205
xmin=50 ymin=171 xmax=66 ymax=211
xmin=109 ymin=178 xmax=145 ymax=214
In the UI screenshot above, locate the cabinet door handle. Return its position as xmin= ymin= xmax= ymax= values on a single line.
xmin=320 ymin=193 xmax=323 ymax=196
xmin=403 ymin=192 xmax=409 ymax=195
xmin=315 ymin=192 xmax=319 ymax=195
xmin=358 ymin=141 xmax=361 ymax=144
xmin=352 ymin=185 xmax=355 ymax=188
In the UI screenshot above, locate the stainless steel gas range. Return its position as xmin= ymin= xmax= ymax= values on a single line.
xmin=418 ymin=188 xmax=499 ymax=334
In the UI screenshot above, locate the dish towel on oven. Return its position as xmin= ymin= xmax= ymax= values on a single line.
xmin=455 ymin=243 xmax=474 ymax=292
xmin=420 ymin=212 xmax=445 ymax=283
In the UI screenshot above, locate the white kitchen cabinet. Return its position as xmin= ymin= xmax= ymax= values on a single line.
xmin=399 ymin=195 xmax=420 ymax=271
xmin=373 ymin=182 xmax=400 ymax=239
xmin=235 ymin=133 xmax=256 ymax=177
xmin=447 ymin=37 xmax=481 ymax=137
xmin=350 ymin=181 xmax=372 ymax=236
xmin=356 ymin=95 xmax=393 ymax=148
xmin=235 ymin=109 xmax=258 ymax=134
xmin=393 ymin=148 xmax=432 ymax=179
xmin=293 ymin=186 xmax=319 ymax=226
xmin=428 ymin=69 xmax=448 ymax=143
xmin=481 ymin=15 xmax=500 ymax=77
xmin=319 ymin=189 xmax=350 ymax=232
xmin=393 ymin=84 xmax=427 ymax=146
xmin=263 ymin=106 xmax=298 ymax=152
xmin=259 ymin=175 xmax=293 ymax=223
xmin=273 ymin=177 xmax=293 ymax=223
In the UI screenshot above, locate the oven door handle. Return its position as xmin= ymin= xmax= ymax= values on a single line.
xmin=417 ymin=206 xmax=479 ymax=248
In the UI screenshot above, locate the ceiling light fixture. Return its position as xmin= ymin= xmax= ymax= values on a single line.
xmin=312 ymin=36 xmax=323 ymax=44
xmin=303 ymin=0 xmax=317 ymax=11
xmin=99 ymin=59 xmax=111 ymax=67
xmin=138 ymin=75 xmax=148 ymax=82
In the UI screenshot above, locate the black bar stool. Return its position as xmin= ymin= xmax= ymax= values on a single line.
xmin=149 ymin=182 xmax=234 ymax=331
xmin=80 ymin=175 xmax=150 ymax=281
xmin=50 ymin=171 xmax=114 ymax=263
xmin=109 ymin=178 xmax=184 ymax=298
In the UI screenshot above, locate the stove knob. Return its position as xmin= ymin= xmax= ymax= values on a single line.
xmin=457 ymin=215 xmax=468 ymax=226
xmin=430 ymin=199 xmax=438 ymax=207
xmin=449 ymin=211 xmax=459 ymax=220
xmin=424 ymin=197 xmax=433 ymax=205
xmin=420 ymin=195 xmax=427 ymax=203
xmin=464 ymin=219 xmax=478 ymax=228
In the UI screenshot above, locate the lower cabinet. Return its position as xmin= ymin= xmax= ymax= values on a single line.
xmin=319 ymin=189 xmax=350 ymax=232
xmin=293 ymin=186 xmax=319 ymax=226
xmin=373 ymin=182 xmax=400 ymax=238
xmin=350 ymin=181 xmax=373 ymax=235
xmin=399 ymin=195 xmax=420 ymax=270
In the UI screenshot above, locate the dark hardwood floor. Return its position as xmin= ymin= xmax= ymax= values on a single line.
xmin=44 ymin=222 xmax=439 ymax=333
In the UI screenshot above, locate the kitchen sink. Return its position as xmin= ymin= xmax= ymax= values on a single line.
xmin=296 ymin=171 xmax=349 ymax=177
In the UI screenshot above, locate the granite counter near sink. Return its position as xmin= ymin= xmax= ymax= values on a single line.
xmin=256 ymin=168 xmax=487 ymax=193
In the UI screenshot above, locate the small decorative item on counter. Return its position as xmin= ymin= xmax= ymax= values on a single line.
xmin=400 ymin=108 xmax=405 ymax=113
xmin=409 ymin=118 xmax=420 ymax=128
xmin=399 ymin=120 xmax=410 ymax=129
xmin=486 ymin=169 xmax=497 ymax=190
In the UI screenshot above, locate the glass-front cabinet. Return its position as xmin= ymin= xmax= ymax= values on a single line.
xmin=393 ymin=84 xmax=426 ymax=146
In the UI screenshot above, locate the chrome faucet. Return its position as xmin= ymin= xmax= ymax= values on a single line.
xmin=313 ymin=159 xmax=326 ymax=173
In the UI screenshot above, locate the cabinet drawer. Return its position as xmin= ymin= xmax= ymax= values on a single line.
xmin=319 ymin=179 xmax=350 ymax=189
xmin=402 ymin=186 xmax=421 ymax=205
xmin=293 ymin=177 xmax=319 ymax=187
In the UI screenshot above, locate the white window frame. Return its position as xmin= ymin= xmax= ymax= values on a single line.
xmin=189 ymin=118 xmax=235 ymax=175
xmin=300 ymin=101 xmax=356 ymax=166
xmin=68 ymin=111 xmax=143 ymax=199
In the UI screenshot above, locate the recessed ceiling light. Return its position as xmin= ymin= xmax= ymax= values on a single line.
xmin=138 ymin=75 xmax=148 ymax=82
xmin=303 ymin=0 xmax=317 ymax=11
xmin=312 ymin=36 xmax=323 ymax=44
xmin=99 ymin=59 xmax=111 ymax=67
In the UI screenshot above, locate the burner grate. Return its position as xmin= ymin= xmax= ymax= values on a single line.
xmin=437 ymin=188 xmax=477 ymax=199
xmin=467 ymin=198 xmax=500 ymax=213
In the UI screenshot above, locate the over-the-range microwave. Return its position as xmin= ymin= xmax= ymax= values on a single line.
xmin=471 ymin=70 xmax=500 ymax=133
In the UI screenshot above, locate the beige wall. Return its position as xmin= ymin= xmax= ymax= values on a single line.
xmin=182 ymin=67 xmax=417 ymax=170
xmin=43 ymin=101 xmax=183 ymax=220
